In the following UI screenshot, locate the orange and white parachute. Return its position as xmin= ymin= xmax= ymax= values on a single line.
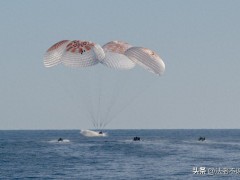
xmin=43 ymin=40 xmax=105 ymax=68
xmin=44 ymin=40 xmax=70 ymax=68
xmin=125 ymin=47 xmax=165 ymax=75
xmin=101 ymin=41 xmax=135 ymax=70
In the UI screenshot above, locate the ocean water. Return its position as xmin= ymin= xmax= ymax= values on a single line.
xmin=1 ymin=129 xmax=240 ymax=179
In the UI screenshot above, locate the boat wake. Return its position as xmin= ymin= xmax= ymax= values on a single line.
xmin=48 ymin=139 xmax=70 ymax=143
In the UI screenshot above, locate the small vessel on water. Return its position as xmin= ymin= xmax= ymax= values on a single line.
xmin=58 ymin=138 xmax=63 ymax=142
xmin=133 ymin=136 xmax=141 ymax=141
xmin=198 ymin=136 xmax=205 ymax=141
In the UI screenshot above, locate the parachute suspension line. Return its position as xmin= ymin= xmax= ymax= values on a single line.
xmin=65 ymin=68 xmax=97 ymax=129
xmin=102 ymin=71 xmax=135 ymax=128
xmin=98 ymin=79 xmax=104 ymax=129
xmin=90 ymin=66 xmax=99 ymax=129
xmin=67 ymin=67 xmax=97 ymax=129
xmin=51 ymin=68 xmax=99 ymax=129
xmin=102 ymin=88 xmax=142 ymax=128
xmin=101 ymin=73 xmax=120 ymax=127
xmin=103 ymin=75 xmax=157 ymax=128
xmin=91 ymin=66 xmax=103 ymax=129
xmin=88 ymin=109 xmax=97 ymax=129
xmin=102 ymin=90 xmax=119 ymax=127
xmin=97 ymin=67 xmax=104 ymax=129
xmin=82 ymin=69 xmax=97 ymax=129
xmin=102 ymin=87 xmax=142 ymax=128
xmin=102 ymin=71 xmax=129 ymax=127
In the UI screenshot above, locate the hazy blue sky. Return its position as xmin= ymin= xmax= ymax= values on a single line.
xmin=0 ymin=0 xmax=240 ymax=129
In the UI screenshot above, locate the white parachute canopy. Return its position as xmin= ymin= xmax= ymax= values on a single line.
xmin=101 ymin=41 xmax=135 ymax=70
xmin=125 ymin=47 xmax=165 ymax=75
xmin=44 ymin=40 xmax=70 ymax=68
xmin=43 ymin=40 xmax=105 ymax=68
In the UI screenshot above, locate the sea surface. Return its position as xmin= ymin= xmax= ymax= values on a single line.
xmin=1 ymin=129 xmax=240 ymax=179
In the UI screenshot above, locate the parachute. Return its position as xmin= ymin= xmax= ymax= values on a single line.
xmin=125 ymin=47 xmax=165 ymax=75
xmin=44 ymin=40 xmax=104 ymax=68
xmin=101 ymin=41 xmax=135 ymax=70
xmin=43 ymin=39 xmax=165 ymax=129
xmin=44 ymin=40 xmax=70 ymax=68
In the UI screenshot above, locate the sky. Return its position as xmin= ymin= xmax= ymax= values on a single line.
xmin=0 ymin=0 xmax=240 ymax=129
